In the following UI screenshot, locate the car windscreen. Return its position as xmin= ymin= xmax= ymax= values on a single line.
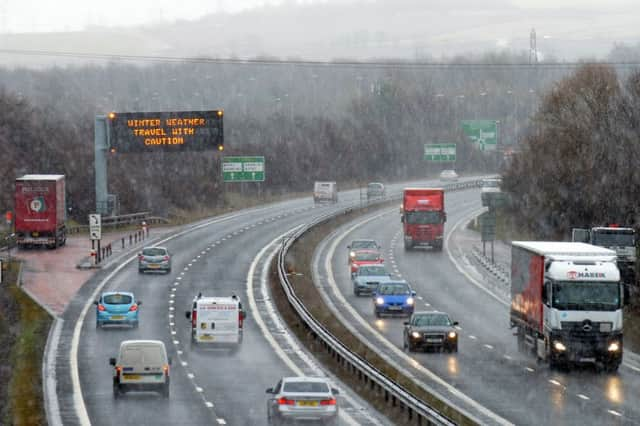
xmin=378 ymin=284 xmax=410 ymax=295
xmin=355 ymin=252 xmax=380 ymax=261
xmin=120 ymin=346 xmax=165 ymax=365
xmin=358 ymin=266 xmax=387 ymax=276
xmin=351 ymin=240 xmax=376 ymax=249
xmin=283 ymin=381 xmax=330 ymax=393
xmin=142 ymin=248 xmax=167 ymax=256
xmin=103 ymin=294 xmax=132 ymax=305
xmin=413 ymin=314 xmax=450 ymax=326
xmin=405 ymin=211 xmax=442 ymax=225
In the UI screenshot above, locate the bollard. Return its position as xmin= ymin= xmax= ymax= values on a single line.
xmin=90 ymin=249 xmax=97 ymax=265
xmin=122 ymin=238 xmax=125 ymax=249
xmin=134 ymin=233 xmax=138 ymax=243
xmin=130 ymin=234 xmax=133 ymax=245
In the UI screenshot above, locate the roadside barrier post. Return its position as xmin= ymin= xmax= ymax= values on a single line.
xmin=122 ymin=238 xmax=125 ymax=249
xmin=90 ymin=249 xmax=97 ymax=265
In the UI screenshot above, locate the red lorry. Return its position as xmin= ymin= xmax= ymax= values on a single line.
xmin=401 ymin=188 xmax=446 ymax=251
xmin=15 ymin=174 xmax=67 ymax=249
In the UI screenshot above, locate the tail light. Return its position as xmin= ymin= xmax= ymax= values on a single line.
xmin=191 ymin=310 xmax=197 ymax=328
xmin=97 ymin=304 xmax=106 ymax=312
xmin=163 ymin=364 xmax=170 ymax=377
xmin=115 ymin=366 xmax=122 ymax=379
xmin=320 ymin=398 xmax=337 ymax=406
xmin=238 ymin=311 xmax=243 ymax=329
xmin=277 ymin=397 xmax=295 ymax=405
xmin=138 ymin=255 xmax=144 ymax=261
xmin=129 ymin=304 xmax=138 ymax=312
xmin=163 ymin=256 xmax=170 ymax=261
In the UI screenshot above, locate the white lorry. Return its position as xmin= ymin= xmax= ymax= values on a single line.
xmin=313 ymin=181 xmax=338 ymax=204
xmin=510 ymin=241 xmax=627 ymax=371
xmin=186 ymin=294 xmax=246 ymax=350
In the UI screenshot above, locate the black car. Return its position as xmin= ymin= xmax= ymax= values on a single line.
xmin=403 ymin=311 xmax=459 ymax=353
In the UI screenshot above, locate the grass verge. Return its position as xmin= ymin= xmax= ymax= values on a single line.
xmin=0 ymin=260 xmax=52 ymax=425
xmin=270 ymin=203 xmax=475 ymax=425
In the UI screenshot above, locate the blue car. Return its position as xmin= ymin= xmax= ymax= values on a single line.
xmin=373 ymin=280 xmax=416 ymax=318
xmin=95 ymin=291 xmax=141 ymax=328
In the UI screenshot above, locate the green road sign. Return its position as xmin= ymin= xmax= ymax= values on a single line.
xmin=222 ymin=156 xmax=265 ymax=182
xmin=461 ymin=120 xmax=498 ymax=151
xmin=480 ymin=211 xmax=497 ymax=242
xmin=424 ymin=143 xmax=456 ymax=162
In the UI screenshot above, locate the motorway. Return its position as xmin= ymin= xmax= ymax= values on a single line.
xmin=313 ymin=188 xmax=640 ymax=425
xmin=55 ymin=184 xmax=425 ymax=426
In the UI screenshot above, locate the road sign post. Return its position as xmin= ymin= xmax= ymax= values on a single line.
xmin=223 ymin=156 xmax=265 ymax=182
xmin=89 ymin=214 xmax=102 ymax=241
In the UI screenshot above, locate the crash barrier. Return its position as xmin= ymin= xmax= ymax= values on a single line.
xmin=276 ymin=180 xmax=483 ymax=426
xmin=67 ymin=212 xmax=169 ymax=235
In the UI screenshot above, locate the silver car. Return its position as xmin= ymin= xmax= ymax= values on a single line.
xmin=138 ymin=246 xmax=172 ymax=274
xmin=266 ymin=376 xmax=340 ymax=425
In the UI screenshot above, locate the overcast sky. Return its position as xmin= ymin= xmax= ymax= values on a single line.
xmin=0 ymin=0 xmax=635 ymax=33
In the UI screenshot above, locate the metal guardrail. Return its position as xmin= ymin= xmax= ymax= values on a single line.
xmin=67 ymin=211 xmax=168 ymax=235
xmin=276 ymin=179 xmax=482 ymax=426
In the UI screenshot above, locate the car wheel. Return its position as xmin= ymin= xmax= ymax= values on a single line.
xmin=353 ymin=288 xmax=360 ymax=297
xmin=166 ymin=268 xmax=171 ymax=274
xmin=113 ymin=383 xmax=120 ymax=399
xmin=374 ymin=310 xmax=380 ymax=318
xmin=162 ymin=383 xmax=170 ymax=399
xmin=96 ymin=321 xmax=101 ymax=329
xmin=138 ymin=268 xmax=144 ymax=274
xmin=132 ymin=321 xmax=139 ymax=329
xmin=325 ymin=416 xmax=339 ymax=426
xmin=452 ymin=343 xmax=458 ymax=353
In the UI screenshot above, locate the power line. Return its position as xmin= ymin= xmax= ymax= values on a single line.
xmin=1 ymin=48 xmax=640 ymax=69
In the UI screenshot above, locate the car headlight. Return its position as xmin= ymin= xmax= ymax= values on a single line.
xmin=553 ymin=341 xmax=566 ymax=352
xmin=448 ymin=331 xmax=457 ymax=339
xmin=608 ymin=342 xmax=621 ymax=352
xmin=350 ymin=251 xmax=356 ymax=258
xmin=375 ymin=297 xmax=385 ymax=305
xmin=406 ymin=297 xmax=414 ymax=306
xmin=411 ymin=331 xmax=421 ymax=339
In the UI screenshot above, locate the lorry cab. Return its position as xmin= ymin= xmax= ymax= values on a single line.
xmin=401 ymin=188 xmax=446 ymax=251
xmin=314 ymin=181 xmax=338 ymax=204
xmin=185 ymin=294 xmax=246 ymax=350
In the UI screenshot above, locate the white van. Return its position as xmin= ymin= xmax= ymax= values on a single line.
xmin=185 ymin=294 xmax=246 ymax=349
xmin=314 ymin=181 xmax=338 ymax=204
xmin=109 ymin=340 xmax=171 ymax=399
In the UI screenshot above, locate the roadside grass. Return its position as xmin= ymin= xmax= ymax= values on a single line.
xmin=0 ymin=261 xmax=52 ymax=425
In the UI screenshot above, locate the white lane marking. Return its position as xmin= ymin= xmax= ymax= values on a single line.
xmin=216 ymin=419 xmax=227 ymax=425
xmin=549 ymin=379 xmax=562 ymax=387
xmin=169 ymin=300 xmax=174 ymax=304
xmin=170 ymin=294 xmax=175 ymax=298
xmin=196 ymin=387 xmax=203 ymax=392
xmin=188 ymin=373 xmax=194 ymax=379
xmin=323 ymin=210 xmax=511 ymax=426
xmin=177 ymin=276 xmax=183 ymax=281
xmin=417 ymin=296 xmax=423 ymax=300
xmin=424 ymin=303 xmax=431 ymax=307
xmin=170 ymin=322 xmax=175 ymax=327
xmin=503 ymin=355 xmax=512 ymax=360
xmin=454 ymin=326 xmax=462 ymax=330
xmin=177 ymin=350 xmax=182 ymax=355
xmin=445 ymin=208 xmax=509 ymax=307
xmin=188 ymin=263 xmax=193 ymax=267
xmin=525 ymin=367 xmax=535 ymax=372
xmin=173 ymin=340 xmax=179 ymax=345
xmin=206 ymin=402 xmax=214 ymax=408
xmin=201 ymin=251 xmax=206 ymax=255
xmin=247 ymin=228 xmax=360 ymax=426
xmin=181 ymin=361 xmax=188 ymax=367
xmin=483 ymin=344 xmax=494 ymax=350
xmin=607 ymin=410 xmax=622 ymax=417
xmin=169 ymin=314 xmax=174 ymax=319
xmin=469 ymin=335 xmax=477 ymax=340
xmin=171 ymin=331 xmax=177 ymax=335
xmin=169 ymin=307 xmax=175 ymax=311
xmin=172 ymin=288 xmax=177 ymax=292
xmin=577 ymin=394 xmax=590 ymax=400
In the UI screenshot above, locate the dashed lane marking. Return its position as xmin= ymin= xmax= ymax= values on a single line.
xmin=483 ymin=344 xmax=494 ymax=350
xmin=216 ymin=419 xmax=227 ymax=425
xmin=549 ymin=379 xmax=562 ymax=387
xmin=525 ymin=367 xmax=535 ymax=372
xmin=577 ymin=394 xmax=590 ymax=400
xmin=469 ymin=335 xmax=477 ymax=340
xmin=607 ymin=410 xmax=622 ymax=417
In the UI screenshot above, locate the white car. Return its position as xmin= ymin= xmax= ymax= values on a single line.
xmin=110 ymin=340 xmax=171 ymax=399
xmin=439 ymin=169 xmax=459 ymax=182
xmin=266 ymin=376 xmax=340 ymax=425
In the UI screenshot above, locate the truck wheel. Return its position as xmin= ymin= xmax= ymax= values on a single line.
xmin=404 ymin=240 xmax=412 ymax=250
xmin=113 ymin=383 xmax=121 ymax=399
xmin=353 ymin=288 xmax=360 ymax=296
xmin=516 ymin=328 xmax=526 ymax=353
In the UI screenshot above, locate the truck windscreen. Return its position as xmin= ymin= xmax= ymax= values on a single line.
xmin=405 ymin=211 xmax=441 ymax=225
xmin=593 ymin=231 xmax=635 ymax=247
xmin=552 ymin=281 xmax=620 ymax=311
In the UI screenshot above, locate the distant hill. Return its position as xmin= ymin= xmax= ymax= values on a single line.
xmin=0 ymin=0 xmax=639 ymax=67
